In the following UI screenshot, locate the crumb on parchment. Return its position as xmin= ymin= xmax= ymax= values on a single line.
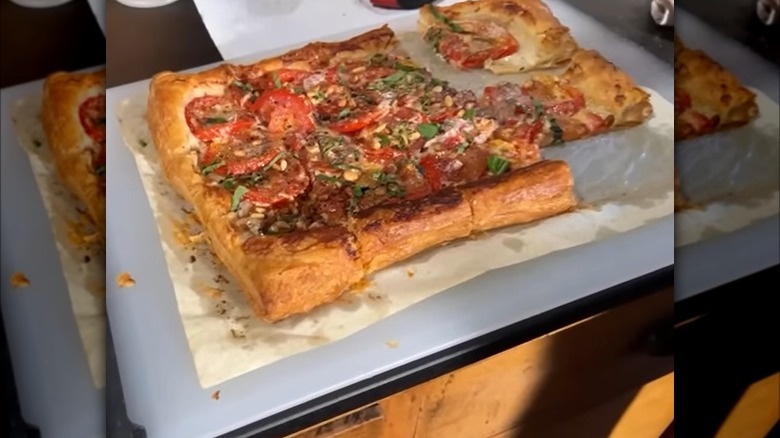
xmin=10 ymin=272 xmax=30 ymax=288
xmin=406 ymin=268 xmax=416 ymax=278
xmin=116 ymin=272 xmax=136 ymax=288
xmin=211 ymin=390 xmax=220 ymax=400
xmin=385 ymin=340 xmax=399 ymax=349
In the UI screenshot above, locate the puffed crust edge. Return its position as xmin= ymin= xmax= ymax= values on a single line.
xmin=41 ymin=69 xmax=106 ymax=240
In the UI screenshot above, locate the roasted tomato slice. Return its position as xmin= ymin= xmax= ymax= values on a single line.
xmin=250 ymin=68 xmax=313 ymax=91
xmin=224 ymin=147 xmax=283 ymax=176
xmin=329 ymin=107 xmax=383 ymax=134
xmin=185 ymin=96 xmax=256 ymax=142
xmin=79 ymin=95 xmax=106 ymax=144
xmin=434 ymin=22 xmax=519 ymax=70
xmin=251 ymin=88 xmax=315 ymax=134
xmin=241 ymin=157 xmax=311 ymax=207
xmin=418 ymin=154 xmax=444 ymax=191
xmin=520 ymin=80 xmax=586 ymax=117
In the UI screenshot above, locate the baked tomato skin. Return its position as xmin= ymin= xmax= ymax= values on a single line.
xmin=79 ymin=95 xmax=106 ymax=143
xmin=185 ymin=95 xmax=255 ymax=142
xmin=435 ymin=22 xmax=519 ymax=70
xmin=240 ymin=157 xmax=311 ymax=207
xmin=251 ymin=89 xmax=315 ymax=134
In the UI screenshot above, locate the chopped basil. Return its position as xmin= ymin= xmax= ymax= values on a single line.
xmin=463 ymin=108 xmax=476 ymax=120
xmin=456 ymin=141 xmax=470 ymax=154
xmin=318 ymin=134 xmax=343 ymax=155
xmin=377 ymin=134 xmax=390 ymax=146
xmin=200 ymin=160 xmax=224 ymax=175
xmin=95 ymin=165 xmax=106 ymax=175
xmin=369 ymin=53 xmax=389 ymax=66
xmin=373 ymin=171 xmax=406 ymax=198
xmin=271 ymin=71 xmax=282 ymax=88
xmin=549 ymin=117 xmax=564 ymax=144
xmin=293 ymin=86 xmax=305 ymax=94
xmin=393 ymin=61 xmax=419 ymax=72
xmin=417 ymin=123 xmax=440 ymax=139
xmin=202 ymin=116 xmax=228 ymax=125
xmin=429 ymin=6 xmax=464 ymax=33
xmin=232 ymin=80 xmax=253 ymax=92
xmin=337 ymin=108 xmax=352 ymax=120
xmin=349 ymin=185 xmax=369 ymax=211
xmin=32 ymin=139 xmax=42 ymax=148
xmin=313 ymin=90 xmax=326 ymax=101
xmin=487 ymin=155 xmax=510 ymax=176
xmin=230 ymin=185 xmax=249 ymax=211
xmin=380 ymin=70 xmax=407 ymax=85
xmin=425 ymin=28 xmax=445 ymax=52
xmin=220 ymin=177 xmax=236 ymax=190
xmin=315 ymin=174 xmax=342 ymax=185
xmin=138 ymin=139 xmax=148 ymax=147
xmin=533 ymin=100 xmax=545 ymax=119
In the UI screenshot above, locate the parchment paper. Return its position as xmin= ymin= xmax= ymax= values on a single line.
xmin=116 ymin=29 xmax=674 ymax=387
xmin=11 ymin=94 xmax=106 ymax=388
xmin=675 ymin=90 xmax=779 ymax=247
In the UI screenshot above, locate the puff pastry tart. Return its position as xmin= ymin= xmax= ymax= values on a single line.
xmin=41 ymin=69 xmax=106 ymax=239
xmin=674 ymin=37 xmax=759 ymax=141
xmin=147 ymin=26 xmax=588 ymax=322
xmin=418 ymin=0 xmax=579 ymax=73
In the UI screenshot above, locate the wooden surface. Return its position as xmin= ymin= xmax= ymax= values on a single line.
xmin=290 ymin=288 xmax=674 ymax=438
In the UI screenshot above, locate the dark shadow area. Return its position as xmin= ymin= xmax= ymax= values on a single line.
xmin=675 ymin=266 xmax=780 ymax=438
xmin=0 ymin=0 xmax=105 ymax=88
xmin=0 ymin=310 xmax=40 ymax=438
xmin=509 ymin=288 xmax=675 ymax=438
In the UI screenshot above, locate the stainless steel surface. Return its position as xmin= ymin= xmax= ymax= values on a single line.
xmin=757 ymin=0 xmax=778 ymax=25
xmin=651 ymin=0 xmax=674 ymax=26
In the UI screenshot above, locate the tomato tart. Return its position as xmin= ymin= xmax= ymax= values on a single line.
xmin=41 ymin=69 xmax=106 ymax=239
xmin=147 ymin=25 xmax=652 ymax=322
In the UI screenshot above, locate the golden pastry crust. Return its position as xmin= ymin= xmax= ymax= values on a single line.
xmin=561 ymin=49 xmax=653 ymax=128
xmin=148 ymin=27 xmax=577 ymax=322
xmin=674 ymin=42 xmax=758 ymax=141
xmin=418 ymin=0 xmax=578 ymax=74
xmin=41 ymin=69 xmax=106 ymax=239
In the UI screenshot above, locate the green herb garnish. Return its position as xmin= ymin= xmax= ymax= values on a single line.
xmin=262 ymin=151 xmax=287 ymax=173
xmin=456 ymin=142 xmax=470 ymax=154
xmin=200 ymin=160 xmax=224 ymax=175
xmin=373 ymin=171 xmax=406 ymax=198
xmin=230 ymin=185 xmax=249 ymax=211
xmin=377 ymin=134 xmax=391 ymax=146
xmin=463 ymin=108 xmax=476 ymax=120
xmin=549 ymin=117 xmax=564 ymax=144
xmin=233 ymin=80 xmax=253 ymax=92
xmin=533 ymin=100 xmax=545 ymax=119
xmin=487 ymin=155 xmax=510 ymax=176
xmin=202 ymin=116 xmax=228 ymax=125
xmin=429 ymin=6 xmax=464 ymax=33
xmin=271 ymin=71 xmax=282 ymax=88
xmin=337 ymin=108 xmax=352 ymax=120
xmin=417 ymin=123 xmax=440 ymax=139
xmin=315 ymin=174 xmax=342 ymax=185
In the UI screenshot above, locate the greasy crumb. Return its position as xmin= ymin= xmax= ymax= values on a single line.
xmin=84 ymin=255 xmax=91 ymax=263
xmin=189 ymin=255 xmax=197 ymax=263
xmin=211 ymin=390 xmax=220 ymax=400
xmin=230 ymin=329 xmax=246 ymax=339
xmin=215 ymin=274 xmax=229 ymax=284
xmin=10 ymin=272 xmax=30 ymax=288
xmin=367 ymin=292 xmax=382 ymax=301
xmin=385 ymin=340 xmax=399 ymax=349
xmin=351 ymin=278 xmax=374 ymax=293
xmin=116 ymin=272 xmax=136 ymax=288
xmin=406 ymin=268 xmax=416 ymax=278
xmin=205 ymin=287 xmax=223 ymax=300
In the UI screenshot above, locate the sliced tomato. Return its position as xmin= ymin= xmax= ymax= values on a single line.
xmin=224 ymin=148 xmax=282 ymax=176
xmin=428 ymin=106 xmax=460 ymax=123
xmin=437 ymin=23 xmax=519 ymax=70
xmin=251 ymin=68 xmax=312 ymax=91
xmin=363 ymin=146 xmax=403 ymax=165
xmin=251 ymin=89 xmax=315 ymax=134
xmin=79 ymin=95 xmax=106 ymax=144
xmin=185 ymin=96 xmax=256 ymax=142
xmin=329 ymin=108 xmax=382 ymax=134
xmin=419 ymin=154 xmax=444 ymax=192
xmin=521 ymin=81 xmax=586 ymax=117
xmin=241 ymin=158 xmax=310 ymax=207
